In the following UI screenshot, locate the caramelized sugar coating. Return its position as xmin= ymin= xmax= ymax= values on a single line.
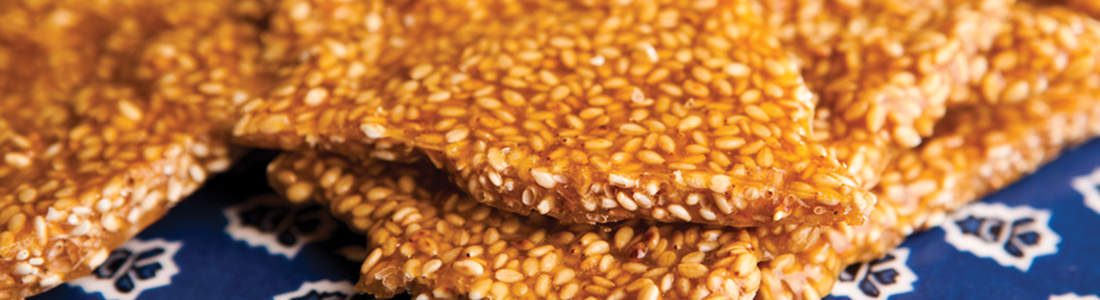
xmin=765 ymin=0 xmax=1015 ymax=190
xmin=1067 ymin=0 xmax=1100 ymax=18
xmin=0 ymin=1 xmax=268 ymax=297
xmin=261 ymin=2 xmax=1100 ymax=300
xmin=268 ymin=151 xmax=852 ymax=300
xmin=755 ymin=239 xmax=839 ymax=300
xmin=268 ymin=72 xmax=1100 ymax=300
xmin=238 ymin=0 xmax=525 ymax=162
xmin=826 ymin=3 xmax=1100 ymax=265
xmin=237 ymin=0 xmax=875 ymax=228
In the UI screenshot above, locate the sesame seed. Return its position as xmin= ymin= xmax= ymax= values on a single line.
xmin=118 ymin=100 xmax=143 ymax=120
xmin=639 ymin=42 xmax=658 ymax=62
xmin=530 ymin=169 xmax=556 ymax=189
xmin=723 ymin=62 xmax=751 ymax=77
xmin=4 ymin=153 xmax=31 ymax=168
xmin=668 ymin=205 xmax=692 ymax=221
xmin=410 ymin=64 xmax=434 ymax=80
xmin=590 ymin=55 xmax=606 ymax=66
xmin=445 ymin=128 xmax=470 ymax=143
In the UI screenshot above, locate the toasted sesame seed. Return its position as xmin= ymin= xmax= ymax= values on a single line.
xmin=303 ymin=88 xmax=328 ymax=106
xmin=531 ymin=169 xmax=556 ymax=189
xmin=637 ymin=151 xmax=665 ymax=165
xmin=668 ymin=205 xmax=692 ymax=221
xmin=445 ymin=128 xmax=470 ymax=143
xmin=4 ymin=153 xmax=31 ymax=168
xmin=454 ymin=259 xmax=485 ymax=277
xmin=724 ymin=62 xmax=751 ymax=77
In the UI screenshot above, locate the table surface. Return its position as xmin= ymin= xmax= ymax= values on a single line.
xmin=27 ymin=138 xmax=1100 ymax=300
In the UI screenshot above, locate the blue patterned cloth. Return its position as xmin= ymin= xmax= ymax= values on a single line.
xmin=29 ymin=137 xmax=1100 ymax=300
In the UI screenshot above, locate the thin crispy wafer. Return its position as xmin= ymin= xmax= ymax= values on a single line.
xmin=0 ymin=1 xmax=268 ymax=297
xmin=237 ymin=0 xmax=875 ymax=229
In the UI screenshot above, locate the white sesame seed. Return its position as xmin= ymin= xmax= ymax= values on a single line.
xmin=640 ymin=42 xmax=658 ymax=62
xmin=95 ymin=199 xmax=112 ymax=213
xmin=678 ymin=115 xmax=703 ymax=131
xmin=206 ymin=157 xmax=231 ymax=173
xmin=714 ymin=194 xmax=733 ymax=214
xmin=365 ymin=12 xmax=383 ymax=32
xmin=589 ymin=55 xmax=606 ymax=66
xmin=723 ymin=62 xmax=750 ymax=77
xmin=600 ymin=197 xmax=618 ymax=209
xmin=102 ymin=214 xmax=119 ymax=233
xmin=631 ymin=87 xmax=645 ymax=103
xmin=522 ymin=187 xmax=535 ymax=205
xmin=39 ymin=273 xmax=61 ymax=287
xmin=699 ymin=207 xmax=717 ymax=221
xmin=773 ymin=210 xmax=788 ymax=221
xmin=609 ymin=173 xmax=635 ymax=188
xmin=645 ymin=181 xmax=660 ymax=195
xmin=303 ymin=88 xmax=328 ymax=106
xmin=537 ymin=199 xmax=552 ymax=214
xmin=445 ymin=128 xmax=470 ymax=143
xmin=189 ymin=165 xmax=207 ymax=183
xmin=167 ymin=178 xmax=183 ymax=203
xmin=127 ymin=208 xmax=143 ymax=223
xmin=28 ymin=258 xmax=43 ymax=266
xmin=454 ymin=259 xmax=484 ymax=277
xmin=531 ymin=169 xmax=556 ymax=188
xmin=616 ymin=192 xmax=638 ymax=211
xmin=428 ymin=91 xmax=452 ymax=102
xmin=118 ymin=100 xmax=143 ymax=120
xmin=488 ymin=171 xmax=503 ymax=187
xmin=4 ymin=153 xmax=31 ymax=168
xmin=668 ymin=205 xmax=692 ymax=221
xmin=710 ymin=175 xmax=731 ymax=193
xmin=34 ymin=216 xmax=46 ymax=244
xmin=13 ymin=263 xmax=34 ymax=276
xmin=360 ymin=123 xmax=387 ymax=139
xmin=71 ymin=219 xmax=91 ymax=236
xmin=632 ymin=192 xmax=653 ymax=208
xmin=686 ymin=194 xmax=701 ymax=205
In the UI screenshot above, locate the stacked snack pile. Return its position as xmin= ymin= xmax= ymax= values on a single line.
xmin=2 ymin=0 xmax=1099 ymax=299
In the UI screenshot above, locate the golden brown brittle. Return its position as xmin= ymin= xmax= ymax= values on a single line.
xmin=825 ymin=2 xmax=1100 ymax=265
xmin=764 ymin=0 xmax=1016 ymax=191
xmin=269 ymin=151 xmax=802 ymax=300
xmin=236 ymin=0 xmax=875 ymax=229
xmin=0 ymin=0 xmax=269 ymax=297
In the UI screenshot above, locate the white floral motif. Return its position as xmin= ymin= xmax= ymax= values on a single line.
xmin=69 ymin=238 xmax=182 ymax=300
xmin=942 ymin=202 xmax=1060 ymax=272
xmin=831 ymin=247 xmax=917 ymax=300
xmin=224 ymin=194 xmax=335 ymax=259
xmin=1051 ymin=293 xmax=1100 ymax=300
xmin=273 ymin=280 xmax=361 ymax=300
xmin=1070 ymin=166 xmax=1100 ymax=216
